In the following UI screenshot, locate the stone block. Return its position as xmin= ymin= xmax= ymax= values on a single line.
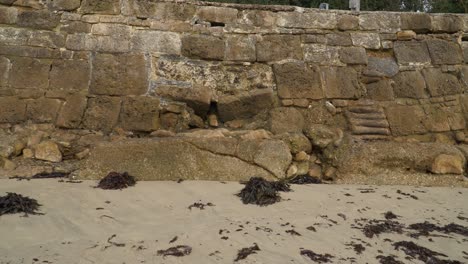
xmin=337 ymin=14 xmax=358 ymax=31
xmin=132 ymin=30 xmax=181 ymax=55
xmin=0 ymin=97 xmax=26 ymax=123
xmin=91 ymin=23 xmax=131 ymax=36
xmin=321 ymin=67 xmax=361 ymax=99
xmin=120 ymin=96 xmax=160 ymax=132
xmin=181 ymin=34 xmax=225 ymax=60
xmin=326 ymin=33 xmax=352 ymax=46
xmin=431 ymin=154 xmax=465 ymax=175
xmin=225 ymin=35 xmax=256 ymax=62
xmin=273 ymin=62 xmax=323 ymax=100
xmin=339 ymin=47 xmax=367 ymax=65
xmin=218 ymin=89 xmax=274 ymax=121
xmin=80 ymin=0 xmax=120 ymax=15
xmin=401 ymin=13 xmax=432 ymax=33
xmin=66 ymin=33 xmax=130 ymax=53
xmin=359 ymin=13 xmax=401 ymax=33
xmin=17 ymin=10 xmax=60 ymax=30
xmin=392 ymin=71 xmax=428 ymax=99
xmin=276 ymin=11 xmax=336 ymax=29
xmin=60 ymin=21 xmax=92 ymax=34
xmin=90 ymin=53 xmax=147 ymax=96
xmin=196 ymin=6 xmax=238 ymax=24
xmin=394 ymin=41 xmax=431 ymax=65
xmin=83 ymin=96 xmax=122 ymax=133
xmin=386 ymin=105 xmax=427 ymax=136
xmin=0 ymin=56 xmax=10 ymax=87
xmin=366 ymin=80 xmax=394 ymax=101
xmin=256 ymin=34 xmax=302 ymax=62
xmin=423 ymin=105 xmax=465 ymax=132
xmin=9 ymin=57 xmax=50 ymax=89
xmin=462 ymin=42 xmax=468 ymax=63
xmin=56 ymin=94 xmax=87 ymax=128
xmin=28 ymin=31 xmax=66 ymax=49
xmin=0 ymin=27 xmax=30 ymax=46
xmin=239 ymin=10 xmax=276 ymax=27
xmin=129 ymin=2 xmax=196 ymax=20
xmin=426 ymin=39 xmax=463 ymax=65
xmin=0 ymin=6 xmax=17 ymax=24
xmin=422 ymin=68 xmax=462 ymax=97
xmin=431 ymin=15 xmax=463 ymax=33
xmin=268 ymin=107 xmax=304 ymax=134
xmin=26 ymin=98 xmax=62 ymax=123
xmin=366 ymin=55 xmax=399 ymax=77
xmin=303 ymin=44 xmax=341 ymax=65
xmin=49 ymin=59 xmax=90 ymax=92
xmin=51 ymin=0 xmax=81 ymax=11
xmin=34 ymin=141 xmax=62 ymax=162
xmin=351 ymin=33 xmax=380 ymax=49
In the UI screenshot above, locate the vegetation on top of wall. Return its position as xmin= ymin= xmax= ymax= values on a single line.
xmin=208 ymin=0 xmax=468 ymax=13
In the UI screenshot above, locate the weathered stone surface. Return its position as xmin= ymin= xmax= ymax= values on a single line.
xmin=401 ymin=13 xmax=431 ymax=33
xmin=276 ymin=11 xmax=336 ymax=29
xmin=366 ymin=80 xmax=394 ymax=101
xmin=396 ymin=30 xmax=416 ymax=40
xmin=153 ymin=84 xmax=211 ymax=116
xmin=394 ymin=41 xmax=431 ymax=65
xmin=132 ymin=30 xmax=181 ymax=54
xmin=0 ymin=57 xmax=10 ymax=87
xmin=80 ymin=0 xmax=120 ymax=15
xmin=184 ymin=34 xmax=227 ymax=60
xmin=303 ymin=44 xmax=341 ymax=65
xmin=52 ymin=0 xmax=81 ymax=11
xmin=0 ymin=28 xmax=29 ymax=46
xmin=17 ymin=10 xmax=60 ymax=30
xmin=422 ymin=68 xmax=462 ymax=97
xmin=218 ymin=89 xmax=274 ymax=121
xmin=321 ymin=67 xmax=361 ymax=99
xmin=359 ymin=13 xmax=400 ymax=33
xmin=28 ymin=31 xmax=66 ymax=49
xmin=34 ymin=141 xmax=62 ymax=162
xmin=426 ymin=39 xmax=463 ymax=65
xmin=256 ymin=35 xmax=302 ymax=62
xmin=91 ymin=23 xmax=131 ymax=36
xmin=90 ymin=53 xmax=147 ymax=96
xmin=392 ymin=71 xmax=428 ymax=99
xmin=196 ymin=6 xmax=238 ymax=24
xmin=60 ymin=21 xmax=92 ymax=34
xmin=304 ymin=124 xmax=339 ymax=148
xmin=9 ymin=57 xmax=50 ymax=89
xmin=269 ymin=107 xmax=304 ymax=134
xmin=337 ymin=14 xmax=358 ymax=31
xmin=423 ymin=105 xmax=465 ymax=132
xmin=128 ymin=2 xmax=196 ymax=20
xmin=431 ymin=154 xmax=465 ymax=174
xmin=339 ymin=47 xmax=367 ymax=65
xmin=66 ymin=33 xmax=131 ymax=53
xmin=351 ymin=33 xmax=380 ymax=49
xmin=0 ymin=6 xmax=17 ymax=24
xmin=225 ymin=35 xmax=256 ymax=61
xmin=253 ymin=140 xmax=292 ymax=178
xmin=273 ymin=62 xmax=323 ymax=99
xmin=275 ymin=132 xmax=312 ymax=154
xmin=83 ymin=96 xmax=122 ymax=133
xmin=0 ymin=97 xmax=26 ymax=123
xmin=120 ymin=96 xmax=160 ymax=132
xmin=49 ymin=59 xmax=90 ymax=91
xmin=366 ymin=55 xmax=399 ymax=77
xmin=56 ymin=94 xmax=87 ymax=128
xmin=431 ymin=15 xmax=463 ymax=33
xmin=326 ymin=33 xmax=352 ymax=46
xmin=462 ymin=42 xmax=468 ymax=63
xmin=386 ymin=105 xmax=427 ymax=136
xmin=26 ymin=98 xmax=62 ymax=123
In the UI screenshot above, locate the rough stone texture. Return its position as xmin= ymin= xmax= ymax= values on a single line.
xmin=339 ymin=47 xmax=367 ymax=64
xmin=83 ymin=96 xmax=122 ymax=133
xmin=0 ymin=97 xmax=26 ymax=123
xmin=426 ymin=39 xmax=463 ymax=65
xmin=273 ymin=62 xmax=323 ymax=99
xmin=351 ymin=33 xmax=380 ymax=49
xmin=321 ymin=67 xmax=361 ymax=99
xmin=225 ymin=35 xmax=256 ymax=62
xmin=256 ymin=35 xmax=302 ymax=62
xmin=386 ymin=105 xmax=427 ymax=136
xmin=269 ymin=107 xmax=304 ymax=134
xmin=154 ymin=84 xmax=211 ymax=116
xmin=120 ymin=97 xmax=160 ymax=132
xmin=196 ymin=6 xmax=238 ymax=24
xmin=0 ymin=56 xmax=10 ymax=87
xmin=392 ymin=71 xmax=428 ymax=99
xmin=431 ymin=154 xmax=465 ymax=175
xmin=56 ymin=94 xmax=87 ymax=128
xmin=431 ymin=15 xmax=463 ymax=33
xmin=17 ymin=10 xmax=60 ymax=30
xmin=276 ymin=11 xmax=336 ymax=29
xmin=132 ymin=30 xmax=181 ymax=55
xmin=401 ymin=13 xmax=431 ymax=33
xmin=9 ymin=58 xmax=50 ymax=89
xmin=422 ymin=68 xmax=462 ymax=97
xmin=304 ymin=44 xmax=341 ymax=65
xmin=52 ymin=0 xmax=81 ymax=11
xmin=394 ymin=41 xmax=431 ymax=65
xmin=90 ymin=53 xmax=147 ymax=96
xmin=26 ymin=98 xmax=62 ymax=123
xmin=80 ymin=0 xmax=120 ymax=15
xmin=366 ymin=80 xmax=394 ymax=101
xmin=218 ymin=89 xmax=274 ymax=121
xmin=366 ymin=55 xmax=399 ymax=77
xmin=34 ymin=141 xmax=62 ymax=162
xmin=181 ymin=34 xmax=225 ymax=60
xmin=49 ymin=60 xmax=90 ymax=92
xmin=359 ymin=13 xmax=400 ymax=33
xmin=0 ymin=6 xmax=17 ymax=24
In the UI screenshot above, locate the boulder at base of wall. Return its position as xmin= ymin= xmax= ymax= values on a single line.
xmin=430 ymin=154 xmax=465 ymax=175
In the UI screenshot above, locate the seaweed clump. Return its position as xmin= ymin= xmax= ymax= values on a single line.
xmin=0 ymin=193 xmax=42 ymax=216
xmin=361 ymin=220 xmax=405 ymax=238
xmin=96 ymin=172 xmax=137 ymax=190
xmin=393 ymin=241 xmax=462 ymax=264
xmin=376 ymin=255 xmax=404 ymax=264
xmin=408 ymin=222 xmax=468 ymax=238
xmin=300 ymin=249 xmax=334 ymax=263
xmin=234 ymin=243 xmax=260 ymax=262
xmin=289 ymin=174 xmax=322 ymax=184
xmin=157 ymin=245 xmax=192 ymax=257
xmin=237 ymin=177 xmax=290 ymax=206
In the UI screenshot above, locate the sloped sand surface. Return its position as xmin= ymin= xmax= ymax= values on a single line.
xmin=0 ymin=179 xmax=467 ymax=264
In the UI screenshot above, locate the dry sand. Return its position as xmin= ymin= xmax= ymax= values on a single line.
xmin=0 ymin=179 xmax=467 ymax=264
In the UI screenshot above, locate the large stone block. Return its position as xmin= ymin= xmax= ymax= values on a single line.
xmin=9 ymin=57 xmax=50 ymax=89
xmin=0 ymin=97 xmax=26 ymax=123
xmin=90 ymin=53 xmax=147 ymax=96
xmin=26 ymin=98 xmax=62 ymax=123
xmin=132 ymin=30 xmax=181 ymax=55
xmin=181 ymin=34 xmax=225 ymax=60
xmin=196 ymin=6 xmax=238 ymax=24
xmin=322 ymin=67 xmax=361 ymax=99
xmin=0 ymin=57 xmax=10 ymax=87
xmin=120 ymin=96 xmax=160 ymax=132
xmin=60 ymin=21 xmax=92 ymax=34
xmin=359 ymin=13 xmax=400 ymax=33
xmin=351 ymin=33 xmax=380 ymax=49
xmin=80 ymin=0 xmax=120 ymax=15
xmin=49 ymin=59 xmax=90 ymax=92
xmin=422 ymin=68 xmax=462 ymax=97
xmin=276 ymin=11 xmax=336 ymax=29
xmin=462 ymin=42 xmax=468 ymax=63
xmin=337 ymin=14 xmax=358 ymax=31
xmin=303 ymin=44 xmax=341 ymax=65
xmin=273 ymin=62 xmax=323 ymax=100
xmin=431 ymin=15 xmax=463 ymax=33
xmin=218 ymin=89 xmax=274 ymax=121
xmin=366 ymin=55 xmax=399 ymax=77
xmin=66 ymin=33 xmax=131 ymax=53
xmin=129 ymin=2 xmax=196 ymax=20
xmin=426 ymin=39 xmax=463 ymax=65
xmin=268 ymin=107 xmax=304 ymax=134
xmin=51 ymin=0 xmax=81 ymax=11
xmin=56 ymin=94 xmax=87 ymax=128
xmin=392 ymin=71 xmax=428 ymax=99
xmin=366 ymin=80 xmax=394 ymax=101
xmin=0 ymin=28 xmax=29 ymax=46
xmin=0 ymin=6 xmax=17 ymax=24
xmin=256 ymin=35 xmax=302 ymax=62
xmin=394 ymin=41 xmax=431 ymax=65
xmin=153 ymin=84 xmax=211 ymax=116
xmin=225 ymin=35 xmax=256 ymax=62
xmin=17 ymin=10 xmax=60 ymax=30
xmin=386 ymin=105 xmax=427 ymax=136
xmin=339 ymin=47 xmax=367 ymax=65
xmin=28 ymin=31 xmax=66 ymax=49
xmin=83 ymin=96 xmax=122 ymax=133
xmin=423 ymin=105 xmax=465 ymax=132
xmin=91 ymin=23 xmax=131 ymax=36
xmin=326 ymin=33 xmax=352 ymax=46
xmin=401 ymin=13 xmax=431 ymax=33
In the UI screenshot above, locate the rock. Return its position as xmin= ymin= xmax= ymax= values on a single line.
xmin=273 ymin=62 xmax=323 ymax=100
xmin=286 ymin=164 xmax=298 ymax=177
xmin=196 ymin=6 xmax=238 ymax=24
xmin=392 ymin=71 xmax=428 ymax=99
xmin=181 ymin=34 xmax=225 ymax=60
xmin=1 ymin=157 xmax=16 ymax=170
xmin=75 ymin=148 xmax=90 ymax=160
xmin=269 ymin=107 xmax=304 ymax=134
xmin=323 ymin=167 xmax=337 ymax=180
xmin=385 ymin=105 xmax=427 ymax=136
xmin=150 ymin=130 xmax=176 ymax=138
xmin=394 ymin=41 xmax=431 ymax=65
xmin=426 ymin=39 xmax=463 ymax=65
xmin=9 ymin=57 xmax=50 ymax=89
xmin=56 ymin=95 xmax=88 ymax=129
xmin=366 ymin=55 xmax=399 ymax=77
xmin=397 ymin=30 xmax=416 ymax=40
xmin=26 ymin=98 xmax=62 ymax=123
xmin=80 ymin=0 xmax=120 ymax=15
xmin=337 ymin=14 xmax=359 ymax=31
xmin=422 ymin=68 xmax=462 ymax=97
xmin=225 ymin=34 xmax=256 ymax=62
xmin=401 ymin=13 xmax=431 ymax=33
xmin=217 ymin=89 xmax=274 ymax=121
xmin=321 ymin=67 xmax=361 ymax=99
xmin=49 ymin=59 xmax=90 ymax=92
xmin=239 ymin=130 xmax=272 ymax=140
xmin=51 ymin=0 xmax=81 ymax=11
xmin=431 ymin=154 xmax=465 ymax=175
xmin=256 ymin=35 xmax=302 ymax=62
xmin=253 ymin=140 xmax=292 ymax=178
xmin=276 ymin=11 xmax=336 ymax=29
xmin=120 ymin=97 xmax=160 ymax=132
xmin=82 ymin=96 xmax=122 ymax=133
xmin=339 ymin=47 xmax=367 ymax=65
xmin=308 ymin=164 xmax=322 ymax=178
xmin=23 ymin=148 xmax=34 ymax=159
xmin=131 ymin=30 xmax=181 ymax=55
xmin=17 ymin=10 xmax=60 ymax=30
xmin=294 ymin=151 xmax=309 ymax=162
xmin=276 ymin=133 xmax=312 ymax=154
xmin=34 ymin=141 xmax=62 ymax=162
xmin=304 ymin=125 xmax=339 ymax=148
xmin=208 ymin=114 xmax=219 ymax=127
xmin=351 ymin=33 xmax=380 ymax=49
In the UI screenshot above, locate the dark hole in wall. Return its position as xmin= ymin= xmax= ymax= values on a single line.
xmin=462 ymin=36 xmax=468 ymax=42
xmin=208 ymin=101 xmax=219 ymax=116
xmin=209 ymin=21 xmax=225 ymax=27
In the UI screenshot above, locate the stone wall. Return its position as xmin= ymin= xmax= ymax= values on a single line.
xmin=1 ymin=0 xmax=468 ymax=184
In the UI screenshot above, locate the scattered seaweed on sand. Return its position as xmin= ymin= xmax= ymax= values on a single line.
xmin=188 ymin=202 xmax=215 ymax=210
xmin=106 ymin=234 xmax=125 ymax=247
xmin=288 ymin=175 xmax=321 ymax=184
xmin=300 ymin=249 xmax=334 ymax=263
xmin=345 ymin=242 xmax=365 ymax=254
xmin=357 ymin=219 xmax=404 ymax=238
xmin=0 ymin=192 xmax=42 ymax=216
xmin=96 ymin=172 xmax=136 ymax=190
xmin=286 ymin=229 xmax=302 ymax=236
xmin=306 ymin=226 xmax=317 ymax=232
xmin=393 ymin=241 xmax=462 ymax=264
xmin=376 ymin=255 xmax=404 ymax=264
xmin=169 ymin=236 xmax=178 ymax=243
xmin=396 ymin=190 xmax=418 ymax=200
xmin=384 ymin=211 xmax=399 ymax=220
xmin=157 ymin=245 xmax=192 ymax=257
xmin=408 ymin=222 xmax=468 ymax=238
xmin=8 ymin=176 xmax=30 ymax=181
xmin=237 ymin=177 xmax=290 ymax=206
xmin=32 ymin=172 xmax=69 ymax=179
xmin=234 ymin=243 xmax=260 ymax=262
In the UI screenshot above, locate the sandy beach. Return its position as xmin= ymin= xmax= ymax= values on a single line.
xmin=0 ymin=179 xmax=467 ymax=264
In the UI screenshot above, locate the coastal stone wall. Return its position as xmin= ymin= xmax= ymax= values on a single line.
xmin=1 ymin=0 xmax=468 ymax=184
